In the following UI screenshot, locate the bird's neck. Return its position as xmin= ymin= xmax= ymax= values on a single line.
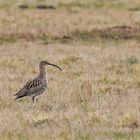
xmin=39 ymin=65 xmax=47 ymax=79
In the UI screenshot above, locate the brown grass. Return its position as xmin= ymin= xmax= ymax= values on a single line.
xmin=0 ymin=0 xmax=140 ymax=140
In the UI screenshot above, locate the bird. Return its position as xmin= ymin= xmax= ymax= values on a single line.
xmin=14 ymin=60 xmax=62 ymax=102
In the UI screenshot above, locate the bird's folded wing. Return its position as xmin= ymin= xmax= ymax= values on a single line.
xmin=14 ymin=78 xmax=45 ymax=97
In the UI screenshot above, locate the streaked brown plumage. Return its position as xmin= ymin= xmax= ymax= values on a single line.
xmin=14 ymin=61 xmax=62 ymax=102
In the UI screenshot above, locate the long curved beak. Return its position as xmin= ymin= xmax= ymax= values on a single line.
xmin=46 ymin=62 xmax=62 ymax=71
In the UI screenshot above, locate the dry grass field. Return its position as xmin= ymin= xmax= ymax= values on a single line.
xmin=0 ymin=0 xmax=140 ymax=140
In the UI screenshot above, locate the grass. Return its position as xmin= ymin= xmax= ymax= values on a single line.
xmin=0 ymin=0 xmax=140 ymax=140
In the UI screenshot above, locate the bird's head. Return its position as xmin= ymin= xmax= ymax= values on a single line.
xmin=39 ymin=60 xmax=62 ymax=71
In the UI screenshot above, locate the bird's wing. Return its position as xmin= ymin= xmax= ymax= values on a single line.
xmin=14 ymin=78 xmax=46 ymax=98
xmin=14 ymin=80 xmax=32 ymax=96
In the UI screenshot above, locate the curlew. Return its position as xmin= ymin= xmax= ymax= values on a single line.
xmin=14 ymin=60 xmax=62 ymax=102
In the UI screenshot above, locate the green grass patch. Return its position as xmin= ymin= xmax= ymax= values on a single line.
xmin=126 ymin=57 xmax=138 ymax=65
xmin=128 ymin=6 xmax=140 ymax=11
xmin=59 ymin=56 xmax=82 ymax=65
xmin=58 ymin=1 xmax=128 ymax=10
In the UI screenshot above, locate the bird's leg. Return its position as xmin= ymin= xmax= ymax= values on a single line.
xmin=32 ymin=96 xmax=35 ymax=103
xmin=32 ymin=96 xmax=39 ymax=103
xmin=36 ymin=97 xmax=39 ymax=102
xmin=28 ymin=96 xmax=35 ymax=109
xmin=31 ymin=96 xmax=36 ymax=109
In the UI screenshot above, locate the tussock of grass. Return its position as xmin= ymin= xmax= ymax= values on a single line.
xmin=126 ymin=56 xmax=138 ymax=65
xmin=128 ymin=6 xmax=140 ymax=11
xmin=119 ymin=113 xmax=139 ymax=129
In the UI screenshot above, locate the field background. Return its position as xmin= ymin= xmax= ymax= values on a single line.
xmin=0 ymin=0 xmax=140 ymax=140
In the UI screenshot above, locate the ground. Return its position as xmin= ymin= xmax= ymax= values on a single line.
xmin=0 ymin=0 xmax=140 ymax=140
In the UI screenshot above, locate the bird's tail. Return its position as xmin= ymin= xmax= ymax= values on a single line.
xmin=14 ymin=93 xmax=18 ymax=96
xmin=14 ymin=91 xmax=25 ymax=100
xmin=14 ymin=94 xmax=25 ymax=100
